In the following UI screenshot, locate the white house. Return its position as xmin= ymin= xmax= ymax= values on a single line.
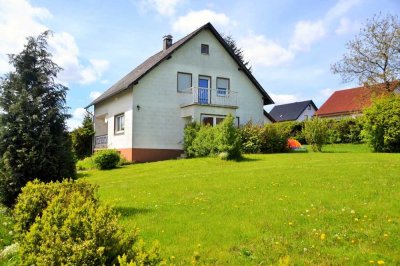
xmin=86 ymin=23 xmax=274 ymax=162
xmin=268 ymin=100 xmax=318 ymax=122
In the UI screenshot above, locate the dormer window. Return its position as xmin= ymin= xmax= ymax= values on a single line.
xmin=201 ymin=44 xmax=209 ymax=55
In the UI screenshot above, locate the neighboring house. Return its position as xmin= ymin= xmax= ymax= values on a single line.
xmin=315 ymin=83 xmax=399 ymax=119
xmin=268 ymin=100 xmax=318 ymax=122
xmin=86 ymin=22 xmax=274 ymax=162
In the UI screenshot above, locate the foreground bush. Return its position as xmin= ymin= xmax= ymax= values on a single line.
xmin=93 ymin=149 xmax=121 ymax=170
xmin=184 ymin=115 xmax=241 ymax=159
xmin=303 ymin=118 xmax=328 ymax=152
xmin=14 ymin=180 xmax=163 ymax=266
xmin=363 ymin=95 xmax=400 ymax=152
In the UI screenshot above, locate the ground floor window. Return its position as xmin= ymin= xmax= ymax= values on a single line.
xmin=201 ymin=114 xmax=239 ymax=127
xmin=114 ymin=113 xmax=125 ymax=134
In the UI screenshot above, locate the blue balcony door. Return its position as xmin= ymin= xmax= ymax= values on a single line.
xmin=198 ymin=76 xmax=210 ymax=104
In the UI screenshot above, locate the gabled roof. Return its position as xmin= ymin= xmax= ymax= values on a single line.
xmin=315 ymin=84 xmax=391 ymax=117
xmin=87 ymin=22 xmax=273 ymax=108
xmin=269 ymin=100 xmax=317 ymax=122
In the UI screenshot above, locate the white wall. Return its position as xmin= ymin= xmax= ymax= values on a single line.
xmin=297 ymin=104 xmax=317 ymax=121
xmin=94 ymin=90 xmax=133 ymax=149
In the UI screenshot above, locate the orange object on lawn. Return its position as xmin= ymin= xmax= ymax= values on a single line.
xmin=287 ymin=138 xmax=302 ymax=149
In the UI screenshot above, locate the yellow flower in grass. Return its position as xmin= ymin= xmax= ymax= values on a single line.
xmin=369 ymin=260 xmax=374 ymax=264
xmin=320 ymin=233 xmax=326 ymax=240
xmin=377 ymin=260 xmax=385 ymax=265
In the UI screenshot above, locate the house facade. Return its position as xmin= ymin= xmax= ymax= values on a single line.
xmin=87 ymin=23 xmax=274 ymax=162
xmin=268 ymin=100 xmax=318 ymax=122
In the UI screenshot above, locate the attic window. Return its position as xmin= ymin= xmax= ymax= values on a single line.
xmin=201 ymin=44 xmax=209 ymax=55
xmin=308 ymin=105 xmax=311 ymax=110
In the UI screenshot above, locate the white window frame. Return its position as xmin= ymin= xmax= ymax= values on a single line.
xmin=216 ymin=77 xmax=229 ymax=96
xmin=177 ymin=72 xmax=192 ymax=92
xmin=114 ymin=113 xmax=125 ymax=134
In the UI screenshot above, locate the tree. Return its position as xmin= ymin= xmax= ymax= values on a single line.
xmin=331 ymin=14 xmax=400 ymax=92
xmin=0 ymin=31 xmax=76 ymax=207
xmin=71 ymin=114 xmax=95 ymax=160
xmin=222 ymin=34 xmax=252 ymax=72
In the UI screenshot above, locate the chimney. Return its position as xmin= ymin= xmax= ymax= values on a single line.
xmin=163 ymin=35 xmax=173 ymax=50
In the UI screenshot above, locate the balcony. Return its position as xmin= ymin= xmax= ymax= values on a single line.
xmin=180 ymin=87 xmax=238 ymax=108
xmin=94 ymin=134 xmax=108 ymax=149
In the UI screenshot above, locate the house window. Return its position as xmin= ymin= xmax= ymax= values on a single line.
xmin=308 ymin=104 xmax=311 ymax=110
xmin=201 ymin=114 xmax=239 ymax=127
xmin=114 ymin=113 xmax=125 ymax=134
xmin=201 ymin=44 xmax=209 ymax=55
xmin=216 ymin=77 xmax=229 ymax=96
xmin=177 ymin=72 xmax=192 ymax=92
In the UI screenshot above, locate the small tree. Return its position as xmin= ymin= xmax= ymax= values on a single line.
xmin=0 ymin=31 xmax=76 ymax=207
xmin=222 ymin=34 xmax=252 ymax=72
xmin=71 ymin=114 xmax=95 ymax=159
xmin=303 ymin=118 xmax=328 ymax=152
xmin=331 ymin=14 xmax=400 ymax=92
xmin=362 ymin=95 xmax=400 ymax=152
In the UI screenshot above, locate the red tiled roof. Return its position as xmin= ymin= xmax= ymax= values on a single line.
xmin=315 ymin=84 xmax=389 ymax=117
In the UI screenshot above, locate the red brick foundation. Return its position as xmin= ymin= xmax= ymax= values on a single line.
xmin=117 ymin=148 xmax=183 ymax=163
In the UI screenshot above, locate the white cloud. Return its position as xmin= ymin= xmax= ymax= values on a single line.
xmin=239 ymin=34 xmax=294 ymax=67
xmin=269 ymin=93 xmax=299 ymax=105
xmin=290 ymin=20 xmax=326 ymax=52
xmin=335 ymin=17 xmax=361 ymax=35
xmin=320 ymin=88 xmax=335 ymax=97
xmin=89 ymin=91 xmax=102 ymax=101
xmin=0 ymin=0 xmax=108 ymax=84
xmin=67 ymin=107 xmax=87 ymax=130
xmin=138 ymin=0 xmax=184 ymax=17
xmin=325 ymin=0 xmax=361 ymax=22
xmin=172 ymin=9 xmax=236 ymax=35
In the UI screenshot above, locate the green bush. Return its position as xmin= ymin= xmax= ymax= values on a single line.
xmin=240 ymin=122 xmax=263 ymax=153
xmin=303 ymin=118 xmax=328 ymax=152
xmin=76 ymin=156 xmax=96 ymax=170
xmin=14 ymin=180 xmax=163 ymax=266
xmin=326 ymin=117 xmax=363 ymax=144
xmin=13 ymin=180 xmax=97 ymax=240
xmin=214 ymin=115 xmax=242 ymax=159
xmin=260 ymin=124 xmax=290 ymax=153
xmin=93 ymin=149 xmax=121 ymax=170
xmin=362 ymin=95 xmax=400 ymax=152
xmin=184 ymin=115 xmax=242 ymax=159
xmin=183 ymin=122 xmax=201 ymax=158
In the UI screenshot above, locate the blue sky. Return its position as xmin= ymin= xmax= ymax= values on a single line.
xmin=0 ymin=0 xmax=399 ymax=128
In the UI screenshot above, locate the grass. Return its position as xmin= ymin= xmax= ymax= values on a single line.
xmin=0 ymin=206 xmax=18 ymax=266
xmin=83 ymin=144 xmax=400 ymax=265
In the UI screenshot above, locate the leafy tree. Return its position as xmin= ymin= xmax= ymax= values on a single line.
xmin=0 ymin=31 xmax=76 ymax=207
xmin=331 ymin=14 xmax=400 ymax=92
xmin=71 ymin=113 xmax=95 ymax=159
xmin=222 ymin=34 xmax=252 ymax=72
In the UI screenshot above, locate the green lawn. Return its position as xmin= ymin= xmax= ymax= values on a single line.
xmin=49 ymin=145 xmax=392 ymax=264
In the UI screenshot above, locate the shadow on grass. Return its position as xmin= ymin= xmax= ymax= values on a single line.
xmin=234 ymin=156 xmax=261 ymax=162
xmin=76 ymin=172 xmax=90 ymax=179
xmin=113 ymin=206 xmax=152 ymax=217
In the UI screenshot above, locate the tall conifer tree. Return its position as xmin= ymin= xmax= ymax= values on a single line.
xmin=0 ymin=31 xmax=76 ymax=207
